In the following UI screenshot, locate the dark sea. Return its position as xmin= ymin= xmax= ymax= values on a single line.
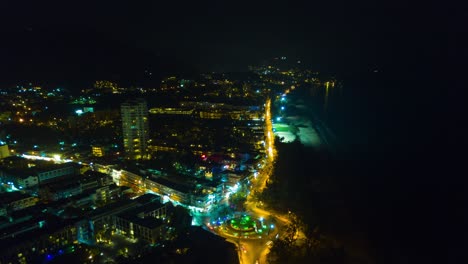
xmin=292 ymin=71 xmax=386 ymax=159
xmin=290 ymin=68 xmax=464 ymax=263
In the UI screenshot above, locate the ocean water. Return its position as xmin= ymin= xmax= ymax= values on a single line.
xmin=292 ymin=72 xmax=395 ymax=160
xmin=302 ymin=70 xmax=463 ymax=261
xmin=291 ymin=84 xmax=363 ymax=156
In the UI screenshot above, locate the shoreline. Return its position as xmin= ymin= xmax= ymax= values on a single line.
xmin=283 ymin=116 xmax=322 ymax=148
xmin=288 ymin=95 xmax=340 ymax=155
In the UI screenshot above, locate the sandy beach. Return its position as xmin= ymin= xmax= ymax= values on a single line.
xmin=284 ymin=116 xmax=322 ymax=148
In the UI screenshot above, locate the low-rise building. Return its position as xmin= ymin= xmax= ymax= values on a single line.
xmin=0 ymin=167 xmax=39 ymax=189
xmin=16 ymin=174 xmax=39 ymax=188
xmin=145 ymin=177 xmax=190 ymax=204
xmin=77 ymin=194 xmax=167 ymax=244
xmin=36 ymin=163 xmax=77 ymax=184
xmin=115 ymin=213 xmax=164 ymax=244
xmin=0 ymin=192 xmax=38 ymax=211
xmin=80 ymin=170 xmax=113 ymax=191
xmin=149 ymin=107 xmax=194 ymax=115
xmin=0 ymin=218 xmax=77 ymax=264
xmin=115 ymin=197 xmax=167 ymax=243
xmin=116 ymin=169 xmax=143 ymax=191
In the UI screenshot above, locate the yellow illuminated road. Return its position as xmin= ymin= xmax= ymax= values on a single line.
xmin=265 ymin=99 xmax=275 ymax=162
xmin=253 ymin=98 xmax=276 ymax=195
xmin=231 ymin=98 xmax=282 ymax=264
xmin=231 ymin=97 xmax=307 ymax=264
xmin=210 ymin=98 xmax=279 ymax=264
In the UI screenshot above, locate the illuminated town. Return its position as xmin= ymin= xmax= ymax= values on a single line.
xmin=1 ymin=2 xmax=451 ymax=264
xmin=0 ymin=58 xmax=342 ymax=263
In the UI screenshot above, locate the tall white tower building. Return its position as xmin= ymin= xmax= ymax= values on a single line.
xmin=121 ymin=99 xmax=149 ymax=159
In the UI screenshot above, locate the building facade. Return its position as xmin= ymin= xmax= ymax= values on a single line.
xmin=0 ymin=192 xmax=38 ymax=211
xmin=91 ymin=145 xmax=105 ymax=157
xmin=0 ymin=144 xmax=10 ymax=159
xmin=121 ymin=99 xmax=149 ymax=159
xmin=36 ymin=164 xmax=76 ymax=184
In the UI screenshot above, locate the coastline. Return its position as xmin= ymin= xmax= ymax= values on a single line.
xmin=277 ymin=100 xmax=338 ymax=156
xmin=283 ymin=115 xmax=322 ymax=148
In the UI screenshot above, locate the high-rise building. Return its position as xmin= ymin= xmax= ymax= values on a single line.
xmin=121 ymin=99 xmax=149 ymax=159
xmin=0 ymin=144 xmax=10 ymax=159
xmin=91 ymin=145 xmax=105 ymax=157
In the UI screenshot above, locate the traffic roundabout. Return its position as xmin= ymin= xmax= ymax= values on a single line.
xmin=216 ymin=214 xmax=274 ymax=239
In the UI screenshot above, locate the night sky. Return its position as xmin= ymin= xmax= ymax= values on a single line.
xmin=1 ymin=1 xmax=450 ymax=82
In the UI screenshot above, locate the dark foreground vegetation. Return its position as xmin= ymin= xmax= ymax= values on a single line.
xmin=258 ymin=138 xmax=371 ymax=263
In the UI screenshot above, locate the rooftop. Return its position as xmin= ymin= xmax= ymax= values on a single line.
xmin=117 ymin=212 xmax=164 ymax=229
xmin=0 ymin=192 xmax=33 ymax=204
xmin=134 ymin=193 xmax=161 ymax=205
xmin=149 ymin=176 xmax=193 ymax=194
